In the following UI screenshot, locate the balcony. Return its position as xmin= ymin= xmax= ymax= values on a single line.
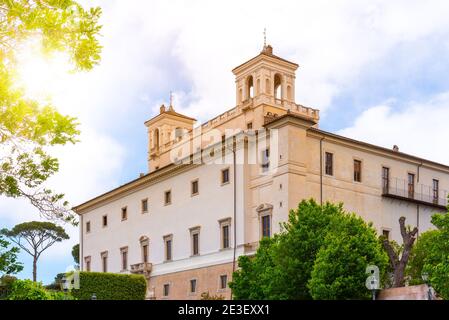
xmin=382 ymin=177 xmax=448 ymax=210
xmin=130 ymin=262 xmax=152 ymax=278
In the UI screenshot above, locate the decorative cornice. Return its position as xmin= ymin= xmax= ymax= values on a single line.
xmin=72 ymin=163 xmax=199 ymax=214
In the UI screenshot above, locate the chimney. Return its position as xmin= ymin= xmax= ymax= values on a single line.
xmin=393 ymin=145 xmax=399 ymax=152
xmin=139 ymin=173 xmax=144 ymax=178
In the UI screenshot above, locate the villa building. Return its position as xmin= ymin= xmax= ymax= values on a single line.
xmin=73 ymin=44 xmax=449 ymax=300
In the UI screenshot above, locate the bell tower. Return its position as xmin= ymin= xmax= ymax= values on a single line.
xmin=232 ymin=44 xmax=299 ymax=109
xmin=144 ymin=102 xmax=196 ymax=172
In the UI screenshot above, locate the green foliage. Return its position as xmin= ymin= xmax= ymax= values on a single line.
xmin=308 ymin=213 xmax=388 ymax=300
xmin=45 ymin=272 xmax=65 ymax=291
xmin=231 ymin=200 xmax=340 ymax=300
xmin=72 ymin=243 xmax=79 ymax=265
xmin=407 ymin=230 xmax=440 ymax=285
xmin=229 ymin=237 xmax=277 ymax=299
xmin=71 ymin=272 xmax=147 ymax=300
xmin=0 ymin=0 xmax=102 ymax=224
xmin=408 ymin=212 xmax=449 ymax=299
xmin=229 ymin=199 xmax=388 ymax=300
xmin=0 ymin=275 xmax=17 ymax=299
xmin=7 ymin=279 xmax=74 ymax=300
xmin=0 ymin=234 xmax=23 ymax=275
xmin=8 ymin=279 xmax=49 ymax=300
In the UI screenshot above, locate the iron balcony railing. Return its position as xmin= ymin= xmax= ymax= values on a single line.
xmin=382 ymin=177 xmax=448 ymax=209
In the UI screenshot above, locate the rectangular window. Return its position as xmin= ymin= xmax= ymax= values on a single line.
xmin=191 ymin=180 xmax=199 ymax=196
xmin=84 ymin=256 xmax=91 ymax=272
xmin=354 ymin=160 xmax=362 ymax=182
xmin=121 ymin=207 xmax=127 ymax=221
xmin=325 ymin=152 xmax=333 ymax=176
xmin=382 ymin=167 xmax=390 ymax=193
xmin=102 ymin=215 xmax=108 ymax=227
xmin=121 ymin=248 xmax=128 ymax=271
xmin=142 ymin=244 xmax=148 ymax=263
xmin=408 ymin=173 xmax=415 ymax=198
xmin=141 ymin=199 xmax=148 ymax=213
xmin=382 ymin=229 xmax=390 ymax=240
xmin=222 ymin=225 xmax=230 ymax=249
xmin=86 ymin=221 xmax=91 ymax=233
xmin=163 ymin=284 xmax=170 ymax=297
xmin=164 ymin=190 xmax=171 ymax=205
xmin=190 ymin=279 xmax=197 ymax=293
xmin=101 ymin=252 xmax=108 ymax=273
xmin=165 ymin=237 xmax=172 ymax=261
xmin=261 ymin=215 xmax=271 ymax=238
xmin=433 ymin=179 xmax=439 ymax=203
xmin=261 ymin=148 xmax=270 ymax=172
xmin=221 ymin=168 xmax=230 ymax=184
xmin=190 ymin=228 xmax=200 ymax=256
xmin=247 ymin=122 xmax=253 ymax=129
xmin=220 ymin=275 xmax=228 ymax=289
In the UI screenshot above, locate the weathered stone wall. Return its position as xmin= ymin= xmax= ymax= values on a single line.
xmin=378 ymin=284 xmax=434 ymax=300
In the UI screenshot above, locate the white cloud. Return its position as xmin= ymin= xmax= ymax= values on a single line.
xmin=338 ymin=92 xmax=449 ymax=166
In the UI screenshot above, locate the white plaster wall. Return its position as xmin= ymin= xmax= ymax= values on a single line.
xmin=82 ymin=161 xmax=245 ymax=275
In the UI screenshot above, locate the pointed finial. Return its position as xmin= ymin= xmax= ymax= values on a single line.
xmin=169 ymin=91 xmax=173 ymax=107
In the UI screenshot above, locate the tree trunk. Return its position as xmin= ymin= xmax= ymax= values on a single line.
xmin=382 ymin=216 xmax=418 ymax=288
xmin=33 ymin=256 xmax=37 ymax=282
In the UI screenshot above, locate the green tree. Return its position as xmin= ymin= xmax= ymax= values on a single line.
xmin=308 ymin=213 xmax=388 ymax=300
xmin=408 ymin=213 xmax=449 ymax=299
xmin=1 ymin=221 xmax=69 ymax=281
xmin=229 ymin=237 xmax=277 ymax=299
xmin=229 ymin=199 xmax=388 ymax=300
xmin=407 ymin=230 xmax=440 ymax=285
xmin=0 ymin=0 xmax=102 ymax=224
xmin=71 ymin=243 xmax=79 ymax=266
xmin=0 ymin=234 xmax=23 ymax=275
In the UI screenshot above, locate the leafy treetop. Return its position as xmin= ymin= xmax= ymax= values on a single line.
xmin=0 ymin=0 xmax=102 ymax=225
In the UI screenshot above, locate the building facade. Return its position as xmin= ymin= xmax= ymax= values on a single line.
xmin=73 ymin=44 xmax=449 ymax=300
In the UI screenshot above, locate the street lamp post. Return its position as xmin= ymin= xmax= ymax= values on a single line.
xmin=365 ymin=266 xmax=380 ymax=300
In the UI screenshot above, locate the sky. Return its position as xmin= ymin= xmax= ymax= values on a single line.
xmin=2 ymin=0 xmax=449 ymax=284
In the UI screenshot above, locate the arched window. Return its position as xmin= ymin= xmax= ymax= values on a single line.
xmin=265 ymin=78 xmax=271 ymax=94
xmin=154 ymin=129 xmax=160 ymax=149
xmin=274 ymin=74 xmax=282 ymax=100
xmin=287 ymin=85 xmax=292 ymax=100
xmin=175 ymin=127 xmax=183 ymax=140
xmin=256 ymin=79 xmax=261 ymax=95
xmin=247 ymin=76 xmax=254 ymax=99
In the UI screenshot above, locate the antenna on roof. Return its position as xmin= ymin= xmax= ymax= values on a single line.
xmin=263 ymin=27 xmax=267 ymax=47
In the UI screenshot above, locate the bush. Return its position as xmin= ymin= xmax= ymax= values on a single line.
xmin=0 ymin=275 xmax=17 ymax=299
xmin=8 ymin=280 xmax=49 ymax=300
xmin=7 ymin=279 xmax=74 ymax=300
xmin=308 ymin=213 xmax=388 ymax=300
xmin=71 ymin=272 xmax=147 ymax=300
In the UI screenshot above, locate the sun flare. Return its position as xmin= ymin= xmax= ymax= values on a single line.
xmin=15 ymin=38 xmax=73 ymax=102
